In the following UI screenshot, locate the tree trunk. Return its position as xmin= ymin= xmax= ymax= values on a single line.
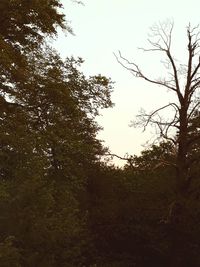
xmin=169 ymin=104 xmax=190 ymax=267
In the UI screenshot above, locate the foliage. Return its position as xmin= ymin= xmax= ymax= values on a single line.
xmin=87 ymin=142 xmax=200 ymax=266
xmin=0 ymin=1 xmax=113 ymax=266
xmin=1 ymin=2 xmax=200 ymax=266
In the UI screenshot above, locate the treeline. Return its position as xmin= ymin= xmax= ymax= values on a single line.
xmin=87 ymin=142 xmax=200 ymax=267
xmin=0 ymin=1 xmax=200 ymax=266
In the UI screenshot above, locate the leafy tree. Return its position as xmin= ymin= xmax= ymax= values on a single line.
xmin=0 ymin=45 xmax=113 ymax=266
xmin=0 ymin=0 xmax=69 ymax=108
xmin=0 ymin=1 xmax=114 ymax=266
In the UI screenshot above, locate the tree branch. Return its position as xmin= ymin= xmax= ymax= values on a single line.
xmin=114 ymin=51 xmax=177 ymax=92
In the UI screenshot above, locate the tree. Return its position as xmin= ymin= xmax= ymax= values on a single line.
xmin=0 ymin=42 xmax=113 ymax=266
xmin=116 ymin=21 xmax=200 ymax=266
xmin=0 ymin=1 xmax=114 ymax=266
xmin=0 ymin=0 xmax=69 ymax=112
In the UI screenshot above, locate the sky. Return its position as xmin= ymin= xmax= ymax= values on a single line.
xmin=54 ymin=0 xmax=200 ymax=166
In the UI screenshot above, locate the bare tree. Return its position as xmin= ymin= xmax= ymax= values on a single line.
xmin=115 ymin=21 xmax=200 ymax=266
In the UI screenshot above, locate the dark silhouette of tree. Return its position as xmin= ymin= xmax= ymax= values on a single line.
xmin=0 ymin=0 xmax=69 ymax=112
xmin=0 ymin=1 xmax=114 ymax=266
xmin=115 ymin=21 xmax=200 ymax=267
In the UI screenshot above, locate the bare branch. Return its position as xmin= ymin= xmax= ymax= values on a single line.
xmin=190 ymin=56 xmax=200 ymax=81
xmin=165 ymin=50 xmax=182 ymax=100
xmin=114 ymin=51 xmax=177 ymax=92
xmin=104 ymin=153 xmax=134 ymax=167
xmin=104 ymin=153 xmax=131 ymax=161
xmin=188 ymin=101 xmax=200 ymax=120
xmin=190 ymin=78 xmax=200 ymax=93
xmin=142 ymin=103 xmax=180 ymax=130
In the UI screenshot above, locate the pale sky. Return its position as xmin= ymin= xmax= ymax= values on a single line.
xmin=55 ymin=0 xmax=200 ymax=166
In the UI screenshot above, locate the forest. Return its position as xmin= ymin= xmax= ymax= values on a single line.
xmin=0 ymin=1 xmax=200 ymax=267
